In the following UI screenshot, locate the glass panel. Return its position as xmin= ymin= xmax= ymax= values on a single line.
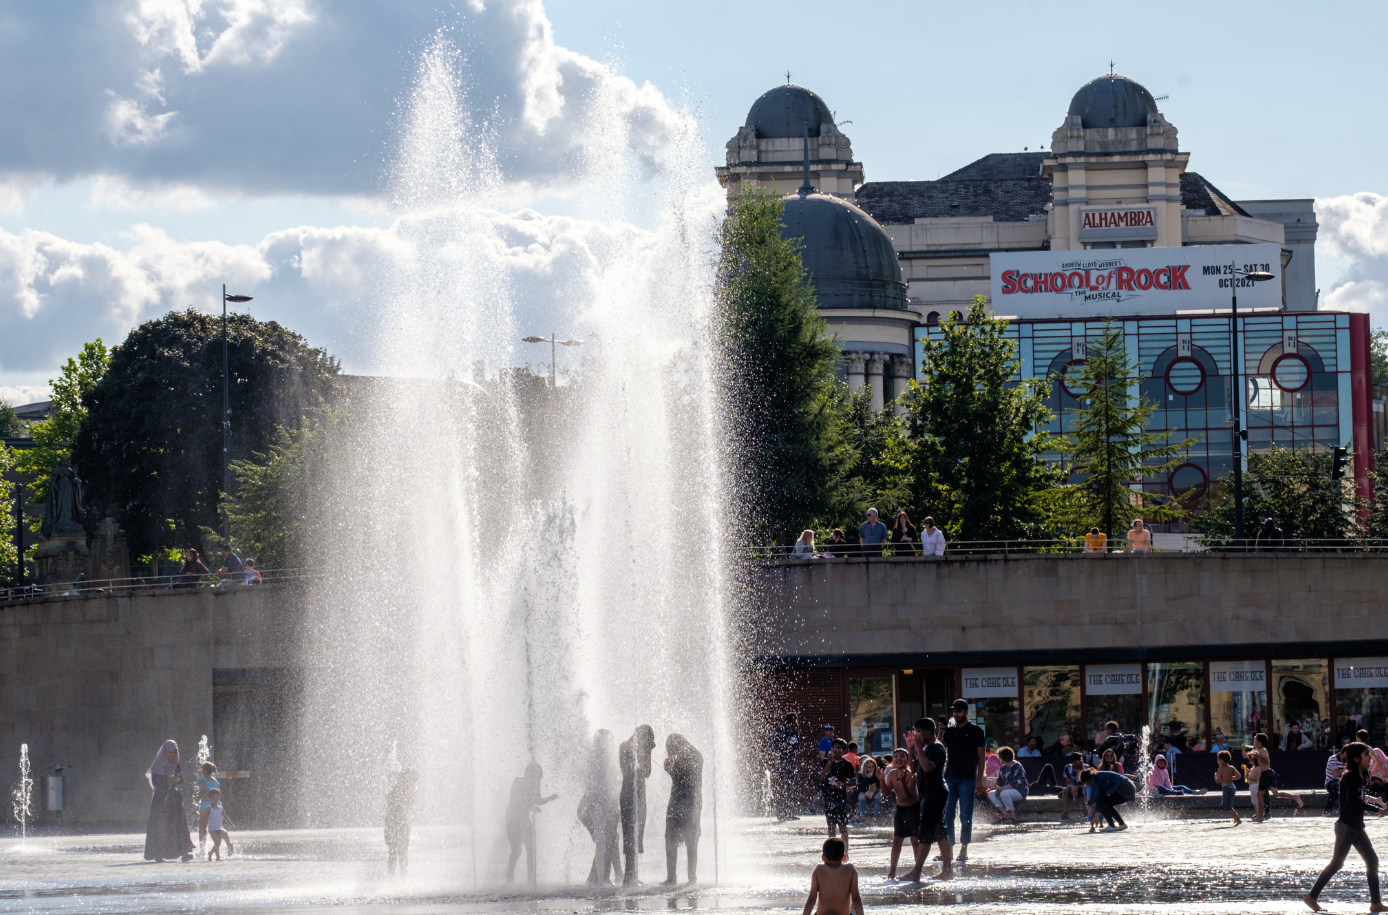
xmin=1086 ymin=696 xmax=1142 ymax=747
xmin=1334 ymin=658 xmax=1388 ymax=746
xmin=1209 ymin=660 xmax=1267 ymax=749
xmin=1147 ymin=662 xmax=1206 ymax=751
xmin=1271 ymin=659 xmax=1331 ymax=751
xmin=849 ymin=677 xmax=896 ymax=756
xmin=1022 ymin=666 xmax=1082 ymax=752
xmin=1168 ymin=360 xmax=1204 ymax=394
xmin=967 ymin=698 xmax=1019 ymax=752
xmin=1273 ymin=356 xmax=1309 ymax=391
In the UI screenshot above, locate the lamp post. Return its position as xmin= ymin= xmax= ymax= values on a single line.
xmin=1226 ymin=264 xmax=1275 ymax=549
xmin=222 ymin=285 xmax=253 ymax=540
xmin=520 ymin=333 xmax=583 ymax=388
xmin=2 ymin=470 xmax=37 ymax=591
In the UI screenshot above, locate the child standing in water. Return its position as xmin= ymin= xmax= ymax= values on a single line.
xmin=385 ymin=769 xmax=418 ymax=876
xmin=506 ymin=763 xmax=559 ymax=884
xmin=801 ymin=839 xmax=864 ymax=915
xmin=1214 ymin=750 xmax=1242 ymax=826
xmin=205 ymin=789 xmax=235 ymax=860
xmin=195 ymin=762 xmax=220 ymax=852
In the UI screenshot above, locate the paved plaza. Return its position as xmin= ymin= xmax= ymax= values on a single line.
xmin=0 ymin=811 xmax=1380 ymax=914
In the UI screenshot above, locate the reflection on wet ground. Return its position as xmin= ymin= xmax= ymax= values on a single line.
xmin=0 ymin=813 xmax=1377 ymax=913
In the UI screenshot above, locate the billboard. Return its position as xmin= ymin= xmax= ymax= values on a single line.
xmin=989 ymin=243 xmax=1281 ymax=319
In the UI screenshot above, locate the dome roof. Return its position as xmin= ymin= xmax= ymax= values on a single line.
xmin=1067 ymin=74 xmax=1158 ymax=129
xmin=779 ymin=193 xmax=907 ymax=310
xmin=745 ymin=85 xmax=834 ymax=138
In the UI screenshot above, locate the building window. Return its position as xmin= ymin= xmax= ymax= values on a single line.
xmin=1147 ymin=662 xmax=1206 ymax=751
xmin=926 ymin=311 xmax=940 ymax=327
xmin=849 ymin=677 xmax=896 ymax=756
xmin=961 ymin=666 xmax=1019 ymax=751
xmin=1271 ymin=659 xmax=1331 ymax=750
xmin=1022 ymin=666 xmax=1082 ymax=750
xmin=1209 ymin=660 xmax=1267 ymax=749
xmin=1333 ymin=657 xmax=1388 ymax=747
xmin=1084 ymin=663 xmax=1143 ymax=740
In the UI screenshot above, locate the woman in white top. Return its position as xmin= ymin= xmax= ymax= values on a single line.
xmin=791 ymin=530 xmax=817 ymax=560
xmin=1127 ymin=519 xmax=1153 ymax=553
xmin=919 ymin=516 xmax=947 ymax=556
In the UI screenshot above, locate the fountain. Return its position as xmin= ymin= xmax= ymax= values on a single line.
xmin=293 ymin=32 xmax=733 ymax=892
xmin=12 ymin=743 xmax=32 ymax=838
xmin=195 ymin=735 xmax=211 ymax=772
xmin=1135 ymin=725 xmax=1155 ymax=816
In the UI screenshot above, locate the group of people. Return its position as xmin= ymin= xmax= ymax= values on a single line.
xmin=174 ymin=544 xmax=263 ymax=588
xmin=142 ymin=740 xmax=234 ymax=864
xmin=791 ymin=509 xmax=946 ymax=560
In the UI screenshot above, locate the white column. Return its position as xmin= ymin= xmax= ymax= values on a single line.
xmin=867 ymin=354 xmax=886 ymax=411
xmin=891 ymin=355 xmax=913 ymax=416
xmin=846 ymin=352 xmax=867 ymax=392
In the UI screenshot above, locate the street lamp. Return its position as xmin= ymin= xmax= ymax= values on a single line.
xmin=222 ymin=285 xmax=253 ymax=539
xmin=1227 ymin=264 xmax=1276 ymax=549
xmin=521 ymin=333 xmax=583 ymax=388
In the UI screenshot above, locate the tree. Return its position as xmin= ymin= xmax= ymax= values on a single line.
xmin=1194 ymin=446 xmax=1361 ymax=544
xmin=1370 ymin=449 xmax=1388 ymax=540
xmin=16 ymin=341 xmax=110 ymax=508
xmin=72 ymin=311 xmax=342 ymax=560
xmin=1372 ymin=328 xmax=1388 ymax=386
xmin=823 ymin=386 xmax=910 ymax=533
xmin=1050 ymin=319 xmax=1197 ymax=539
xmin=894 ymin=296 xmax=1057 ymax=541
xmin=715 ymin=187 xmax=857 ymax=546
xmin=0 ymin=400 xmax=24 ymax=439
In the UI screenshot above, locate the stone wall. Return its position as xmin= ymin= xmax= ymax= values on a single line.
xmin=0 ymin=585 xmax=301 ymax=829
xmin=753 ymin=552 xmax=1388 ymax=664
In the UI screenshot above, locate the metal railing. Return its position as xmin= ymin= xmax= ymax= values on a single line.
xmin=753 ymin=537 xmax=1388 ymax=560
xmin=0 ymin=567 xmax=317 ymax=602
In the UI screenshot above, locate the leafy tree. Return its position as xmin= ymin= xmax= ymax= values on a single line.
xmin=1372 ymin=328 xmax=1388 ymax=386
xmin=715 ymin=187 xmax=857 ymax=546
xmin=72 ymin=310 xmax=342 ymax=560
xmin=1370 ymin=449 xmax=1388 ymax=540
xmin=0 ymin=400 xmax=24 ymax=439
xmin=822 ymin=386 xmax=910 ymax=533
xmin=1050 ymin=319 xmax=1197 ymax=539
xmin=16 ymin=341 xmax=110 ymax=508
xmin=894 ymin=296 xmax=1057 ymax=541
xmin=1194 ymin=446 xmax=1361 ymax=544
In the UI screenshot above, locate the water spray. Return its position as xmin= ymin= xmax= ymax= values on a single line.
xmin=13 ymin=744 xmax=33 ymax=838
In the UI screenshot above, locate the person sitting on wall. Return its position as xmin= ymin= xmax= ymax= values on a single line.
xmin=822 ymin=530 xmax=848 ymax=559
xmin=792 ymin=530 xmax=818 ymax=560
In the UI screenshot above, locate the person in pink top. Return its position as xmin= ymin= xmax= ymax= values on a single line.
xmin=1146 ymin=756 xmax=1198 ymax=796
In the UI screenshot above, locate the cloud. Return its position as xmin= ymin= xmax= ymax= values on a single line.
xmin=0 ymin=1 xmax=691 ymax=199
xmin=88 ymin=176 xmax=215 ymax=211
xmin=1318 ymin=193 xmax=1388 ymax=319
xmin=0 ymin=385 xmax=52 ymax=407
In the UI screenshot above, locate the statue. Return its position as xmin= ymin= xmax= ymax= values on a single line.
xmin=42 ymin=461 xmax=85 ymax=538
xmin=619 ymin=725 xmax=656 ymax=886
xmin=661 ymin=733 xmax=703 ymax=886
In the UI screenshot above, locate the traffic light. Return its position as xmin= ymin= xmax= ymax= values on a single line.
xmin=1331 ymin=446 xmax=1349 ymax=480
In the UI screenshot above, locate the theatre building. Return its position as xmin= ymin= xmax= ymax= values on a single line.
xmin=727 ymin=75 xmax=1380 ymax=782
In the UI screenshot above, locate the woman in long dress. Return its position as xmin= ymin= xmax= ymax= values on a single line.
xmin=144 ymin=739 xmax=195 ymax=862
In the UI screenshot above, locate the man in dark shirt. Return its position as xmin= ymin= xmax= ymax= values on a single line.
xmin=940 ymin=699 xmax=986 ymax=863
xmin=661 ymin=734 xmax=703 ymax=886
xmin=903 ymin=717 xmax=953 ymax=881
xmin=216 ymin=545 xmax=246 ymax=585
xmin=819 ymin=738 xmax=856 ymax=853
xmin=770 ymin=715 xmax=802 ymax=821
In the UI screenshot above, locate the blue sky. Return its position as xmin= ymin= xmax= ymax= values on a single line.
xmin=2 ymin=0 xmax=1387 ymax=404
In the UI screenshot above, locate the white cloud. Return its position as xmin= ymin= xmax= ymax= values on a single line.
xmin=126 ymin=0 xmax=314 ymax=73
xmin=104 ymin=92 xmax=178 ymax=145
xmin=0 ymin=385 xmax=52 ymax=407
xmin=0 ymin=174 xmax=48 ymax=215
xmin=1318 ymin=193 xmax=1388 ymax=323
xmin=88 ymin=176 xmax=214 ymax=212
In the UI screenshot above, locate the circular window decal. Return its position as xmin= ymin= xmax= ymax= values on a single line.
xmin=1058 ymin=360 xmax=1087 ymax=398
xmin=1166 ymin=358 xmax=1205 ymax=395
xmin=1271 ymin=354 xmax=1310 ymax=392
xmin=1168 ymin=462 xmax=1208 ymax=499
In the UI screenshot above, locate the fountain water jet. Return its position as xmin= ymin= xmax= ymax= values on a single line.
xmin=12 ymin=744 xmax=32 ymax=838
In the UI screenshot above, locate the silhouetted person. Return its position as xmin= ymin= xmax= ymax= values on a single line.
xmin=620 ymin=725 xmax=656 ymax=886
xmin=385 ymin=769 xmax=417 ymax=876
xmin=661 ymin=733 xmax=703 ymax=886
xmin=506 ymin=763 xmax=557 ymax=885
xmin=1256 ymin=517 xmax=1286 ymax=551
xmin=579 ymin=729 xmax=623 ymax=886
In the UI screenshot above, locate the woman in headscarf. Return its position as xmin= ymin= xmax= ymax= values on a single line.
xmin=144 ymin=739 xmax=195 ymax=862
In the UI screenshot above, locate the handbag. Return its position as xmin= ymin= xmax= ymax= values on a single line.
xmin=164 ymin=783 xmax=183 ymax=810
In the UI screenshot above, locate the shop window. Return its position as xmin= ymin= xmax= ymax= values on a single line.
xmin=1209 ymin=660 xmax=1266 ymax=749
xmin=1271 ymin=659 xmax=1331 ymax=750
xmin=1022 ymin=666 xmax=1082 ymax=750
xmin=1147 ymin=662 xmax=1206 ymax=751
xmin=1084 ymin=663 xmax=1142 ymax=745
xmin=1334 ymin=658 xmax=1388 ymax=746
xmin=849 ymin=677 xmax=896 ymax=756
xmin=961 ymin=666 xmax=1019 ymax=751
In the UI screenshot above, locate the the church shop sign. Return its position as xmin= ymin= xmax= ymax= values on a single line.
xmin=1210 ymin=660 xmax=1266 ymax=692
xmin=1083 ymin=663 xmax=1141 ymax=695
xmin=989 ymin=243 xmax=1281 ymax=318
xmin=961 ymin=667 xmax=1018 ymax=698
xmin=1079 ymin=207 xmax=1158 ymax=243
xmin=1334 ymin=658 xmax=1388 ymax=689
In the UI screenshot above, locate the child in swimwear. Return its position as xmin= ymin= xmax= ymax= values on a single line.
xmin=205 ymin=789 xmax=235 ymax=860
xmin=195 ymin=762 xmax=219 ymax=852
xmin=1215 ymin=750 xmax=1242 ymax=826
xmin=801 ymin=838 xmax=864 ymax=915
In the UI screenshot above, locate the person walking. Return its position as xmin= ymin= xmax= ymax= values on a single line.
xmin=919 ymin=517 xmax=946 ymax=557
xmin=143 ymin=739 xmax=195 ymax=862
xmin=819 ymin=739 xmax=855 ymax=855
xmin=385 ymin=769 xmax=418 ymax=876
xmin=858 ymin=509 xmax=888 ymax=558
xmin=1305 ymin=742 xmax=1388 ymax=912
xmin=194 ymin=762 xmax=219 ymax=853
xmin=1126 ymin=519 xmax=1152 ymax=554
xmin=941 ymin=700 xmax=986 ymax=864
xmin=204 ymin=789 xmax=235 ymax=861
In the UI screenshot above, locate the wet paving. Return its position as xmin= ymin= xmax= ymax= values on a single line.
xmin=0 ymin=810 xmax=1379 ymax=913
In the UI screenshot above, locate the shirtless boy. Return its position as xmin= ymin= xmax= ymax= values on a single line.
xmin=884 ymin=748 xmax=919 ymax=879
xmin=801 ymin=839 xmax=864 ymax=915
xmin=1214 ymin=750 xmax=1242 ymax=826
